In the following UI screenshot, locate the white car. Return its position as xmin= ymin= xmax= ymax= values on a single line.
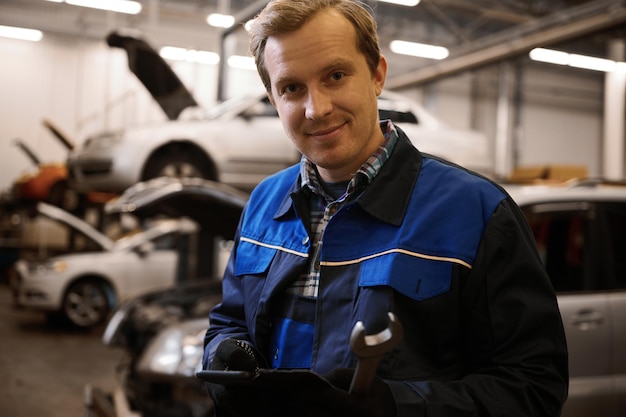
xmin=67 ymin=31 xmax=490 ymax=194
xmin=11 ymin=201 xmax=198 ymax=328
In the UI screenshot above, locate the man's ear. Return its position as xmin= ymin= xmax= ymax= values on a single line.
xmin=374 ymin=55 xmax=388 ymax=96
xmin=266 ymin=91 xmax=276 ymax=107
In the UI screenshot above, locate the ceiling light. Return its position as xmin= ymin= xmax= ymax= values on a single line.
xmin=207 ymin=13 xmax=235 ymax=28
xmin=160 ymin=47 xmax=220 ymax=65
xmin=530 ymin=48 xmax=622 ymax=73
xmin=0 ymin=25 xmax=43 ymax=42
xmin=227 ymin=55 xmax=256 ymax=70
xmin=378 ymin=0 xmax=420 ymax=6
xmin=390 ymin=40 xmax=449 ymax=60
xmin=568 ymin=54 xmax=615 ymax=72
xmin=45 ymin=0 xmax=142 ymax=14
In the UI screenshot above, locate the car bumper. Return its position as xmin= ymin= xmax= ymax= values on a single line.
xmin=10 ymin=262 xmax=61 ymax=310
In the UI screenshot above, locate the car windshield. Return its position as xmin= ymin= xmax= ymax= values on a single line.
xmin=202 ymin=95 xmax=266 ymax=120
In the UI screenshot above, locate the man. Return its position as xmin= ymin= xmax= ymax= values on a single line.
xmin=202 ymin=1 xmax=568 ymax=416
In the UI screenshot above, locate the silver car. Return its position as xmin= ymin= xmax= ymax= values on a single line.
xmin=504 ymin=178 xmax=626 ymax=417
xmin=67 ymin=31 xmax=490 ymax=194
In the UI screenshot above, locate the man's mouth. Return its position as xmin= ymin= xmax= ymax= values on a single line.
xmin=307 ymin=122 xmax=346 ymax=140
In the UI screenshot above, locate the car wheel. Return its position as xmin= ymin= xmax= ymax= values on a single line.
xmin=143 ymin=147 xmax=215 ymax=181
xmin=62 ymin=280 xmax=112 ymax=328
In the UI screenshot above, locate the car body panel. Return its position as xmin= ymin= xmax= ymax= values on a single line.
xmin=504 ymin=181 xmax=626 ymax=416
xmin=106 ymin=31 xmax=199 ymax=120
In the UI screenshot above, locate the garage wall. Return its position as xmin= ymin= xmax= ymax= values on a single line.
xmin=0 ymin=32 xmax=612 ymax=194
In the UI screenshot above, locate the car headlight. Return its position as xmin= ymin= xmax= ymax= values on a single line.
xmin=28 ymin=260 xmax=67 ymax=274
xmin=84 ymin=131 xmax=123 ymax=150
xmin=136 ymin=319 xmax=208 ymax=378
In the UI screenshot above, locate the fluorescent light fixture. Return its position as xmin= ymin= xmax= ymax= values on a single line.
xmin=378 ymin=0 xmax=421 ymax=6
xmin=390 ymin=40 xmax=449 ymax=60
xmin=207 ymin=13 xmax=235 ymax=28
xmin=0 ymin=25 xmax=43 ymax=42
xmin=568 ymin=54 xmax=615 ymax=72
xmin=227 ymin=55 xmax=256 ymax=70
xmin=530 ymin=47 xmax=623 ymax=73
xmin=160 ymin=47 xmax=220 ymax=65
xmin=160 ymin=47 xmax=254 ymax=70
xmin=47 ymin=0 xmax=142 ymax=14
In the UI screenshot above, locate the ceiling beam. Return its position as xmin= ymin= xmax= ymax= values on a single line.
xmin=386 ymin=0 xmax=626 ymax=89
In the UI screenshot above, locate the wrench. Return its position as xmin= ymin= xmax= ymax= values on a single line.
xmin=349 ymin=312 xmax=404 ymax=395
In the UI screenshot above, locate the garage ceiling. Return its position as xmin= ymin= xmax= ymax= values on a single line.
xmin=2 ymin=0 xmax=626 ymax=87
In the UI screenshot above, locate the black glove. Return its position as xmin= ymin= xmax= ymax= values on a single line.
xmin=210 ymin=338 xmax=267 ymax=373
xmin=204 ymin=339 xmax=300 ymax=417
xmin=298 ymin=368 xmax=397 ymax=417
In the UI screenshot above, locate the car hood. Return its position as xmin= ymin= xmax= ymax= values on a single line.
xmin=106 ymin=31 xmax=199 ymax=121
xmin=35 ymin=202 xmax=114 ymax=251
xmin=105 ymin=177 xmax=248 ymax=240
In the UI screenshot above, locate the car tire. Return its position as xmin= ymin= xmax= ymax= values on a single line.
xmin=143 ymin=147 xmax=215 ymax=181
xmin=62 ymin=279 xmax=113 ymax=328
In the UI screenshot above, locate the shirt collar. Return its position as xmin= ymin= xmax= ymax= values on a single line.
xmin=299 ymin=120 xmax=399 ymax=198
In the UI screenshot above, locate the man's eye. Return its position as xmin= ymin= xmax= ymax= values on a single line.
xmin=283 ymin=84 xmax=299 ymax=94
xmin=330 ymin=72 xmax=344 ymax=81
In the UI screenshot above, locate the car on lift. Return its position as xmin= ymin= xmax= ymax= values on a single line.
xmin=10 ymin=119 xmax=79 ymax=211
xmin=67 ymin=31 xmax=491 ymax=195
xmin=85 ymin=176 xmax=626 ymax=417
xmin=10 ymin=177 xmax=247 ymax=329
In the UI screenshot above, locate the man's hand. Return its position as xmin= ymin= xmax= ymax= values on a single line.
xmin=204 ymin=339 xmax=294 ymax=417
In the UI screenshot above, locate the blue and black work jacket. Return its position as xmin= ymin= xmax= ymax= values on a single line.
xmin=204 ymin=128 xmax=568 ymax=417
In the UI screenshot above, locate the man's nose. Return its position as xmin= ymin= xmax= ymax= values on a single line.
xmin=304 ymin=88 xmax=333 ymax=120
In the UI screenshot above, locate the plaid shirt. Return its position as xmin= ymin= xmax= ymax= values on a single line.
xmin=288 ymin=120 xmax=399 ymax=297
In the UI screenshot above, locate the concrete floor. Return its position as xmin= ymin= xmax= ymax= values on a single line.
xmin=0 ymin=282 xmax=124 ymax=417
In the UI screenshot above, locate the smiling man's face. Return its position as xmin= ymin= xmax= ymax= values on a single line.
xmin=264 ymin=8 xmax=387 ymax=183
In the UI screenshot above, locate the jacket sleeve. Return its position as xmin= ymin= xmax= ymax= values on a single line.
xmin=389 ymin=199 xmax=569 ymax=417
xmin=202 ymin=214 xmax=251 ymax=370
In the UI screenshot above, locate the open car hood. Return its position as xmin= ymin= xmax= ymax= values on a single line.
xmin=36 ymin=202 xmax=114 ymax=251
xmin=105 ymin=177 xmax=248 ymax=240
xmin=106 ymin=31 xmax=199 ymax=120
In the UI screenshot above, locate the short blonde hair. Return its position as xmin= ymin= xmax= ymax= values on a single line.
xmin=248 ymin=0 xmax=381 ymax=92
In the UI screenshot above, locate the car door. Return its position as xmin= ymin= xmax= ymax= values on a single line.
xmin=117 ymin=229 xmax=181 ymax=301
xmin=596 ymin=202 xmax=626 ymax=416
xmin=522 ymin=201 xmax=614 ymax=417
xmin=222 ymin=97 xmax=299 ymax=187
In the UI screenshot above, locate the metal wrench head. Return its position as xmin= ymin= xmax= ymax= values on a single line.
xmin=350 ymin=312 xmax=404 ymax=358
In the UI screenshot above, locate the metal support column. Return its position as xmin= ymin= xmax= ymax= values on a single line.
xmin=602 ymin=39 xmax=626 ymax=180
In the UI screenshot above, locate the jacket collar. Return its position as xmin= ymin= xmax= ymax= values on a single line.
xmin=273 ymin=126 xmax=422 ymax=227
